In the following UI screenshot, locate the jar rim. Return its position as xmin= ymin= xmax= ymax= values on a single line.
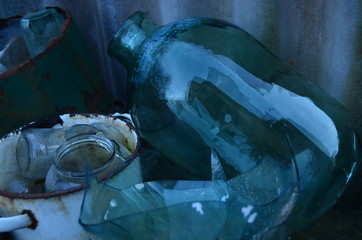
xmin=53 ymin=134 xmax=117 ymax=181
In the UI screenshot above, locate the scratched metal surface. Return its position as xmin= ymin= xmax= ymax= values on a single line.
xmin=0 ymin=0 xmax=362 ymax=239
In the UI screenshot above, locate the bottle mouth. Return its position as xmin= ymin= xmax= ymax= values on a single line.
xmin=54 ymin=134 xmax=119 ymax=181
xmin=20 ymin=8 xmax=64 ymax=38
xmin=22 ymin=8 xmax=57 ymax=21
xmin=107 ymin=11 xmax=146 ymax=58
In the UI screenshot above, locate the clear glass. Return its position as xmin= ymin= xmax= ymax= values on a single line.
xmin=90 ymin=122 xmax=132 ymax=158
xmin=20 ymin=8 xmax=65 ymax=57
xmin=108 ymin=11 xmax=360 ymax=231
xmin=80 ymin=150 xmax=299 ymax=239
xmin=45 ymin=134 xmax=125 ymax=192
xmin=16 ymin=124 xmax=99 ymax=179
xmin=0 ymin=36 xmax=30 ymax=73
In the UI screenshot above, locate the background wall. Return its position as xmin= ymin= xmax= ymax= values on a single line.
xmin=1 ymin=1 xmax=362 ymax=239
xmin=1 ymin=0 xmax=361 ymax=133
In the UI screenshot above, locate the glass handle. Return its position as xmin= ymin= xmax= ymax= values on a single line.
xmin=0 ymin=213 xmax=33 ymax=232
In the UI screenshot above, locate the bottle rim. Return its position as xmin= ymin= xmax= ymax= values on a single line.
xmin=21 ymin=8 xmax=55 ymax=22
xmin=107 ymin=11 xmax=145 ymax=59
xmin=20 ymin=8 xmax=64 ymax=38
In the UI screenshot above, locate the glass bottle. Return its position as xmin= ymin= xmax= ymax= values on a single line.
xmin=108 ymin=11 xmax=360 ymax=231
xmin=20 ymin=8 xmax=65 ymax=58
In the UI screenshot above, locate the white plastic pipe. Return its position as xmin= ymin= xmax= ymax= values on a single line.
xmin=0 ymin=214 xmax=32 ymax=232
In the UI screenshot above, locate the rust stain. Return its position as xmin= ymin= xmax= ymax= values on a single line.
xmin=21 ymin=209 xmax=38 ymax=230
xmin=0 ymin=14 xmax=23 ymax=23
xmin=68 ymin=113 xmax=93 ymax=118
xmin=0 ymin=197 xmax=11 ymax=209
xmin=0 ymin=197 xmax=22 ymax=215
xmin=0 ymin=186 xmax=83 ymax=200
xmin=54 ymin=197 xmax=70 ymax=216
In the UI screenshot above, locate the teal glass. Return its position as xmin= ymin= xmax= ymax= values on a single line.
xmin=79 ymin=150 xmax=299 ymax=239
xmin=20 ymin=8 xmax=65 ymax=57
xmin=108 ymin=12 xmax=360 ymax=231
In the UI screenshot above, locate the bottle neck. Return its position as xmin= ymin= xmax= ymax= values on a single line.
xmin=108 ymin=11 xmax=159 ymax=69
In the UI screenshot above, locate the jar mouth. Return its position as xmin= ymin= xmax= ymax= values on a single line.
xmin=54 ymin=134 xmax=118 ymax=181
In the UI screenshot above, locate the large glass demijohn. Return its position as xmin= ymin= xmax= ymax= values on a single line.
xmin=108 ymin=11 xmax=360 ymax=231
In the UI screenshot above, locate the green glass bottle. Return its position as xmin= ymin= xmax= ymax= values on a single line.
xmin=108 ymin=11 xmax=360 ymax=231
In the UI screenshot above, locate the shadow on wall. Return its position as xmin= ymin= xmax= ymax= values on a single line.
xmin=1 ymin=0 xmax=362 ymax=135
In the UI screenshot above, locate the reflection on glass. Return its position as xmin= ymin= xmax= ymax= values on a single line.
xmin=108 ymin=11 xmax=360 ymax=231
xmin=80 ymin=150 xmax=299 ymax=239
xmin=13 ymin=123 xmax=132 ymax=194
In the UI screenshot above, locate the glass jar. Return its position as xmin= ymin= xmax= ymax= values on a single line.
xmin=16 ymin=124 xmax=99 ymax=180
xmin=45 ymin=134 xmax=125 ymax=192
xmin=107 ymin=11 xmax=360 ymax=231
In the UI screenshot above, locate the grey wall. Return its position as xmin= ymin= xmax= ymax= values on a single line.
xmin=1 ymin=0 xmax=362 ymax=133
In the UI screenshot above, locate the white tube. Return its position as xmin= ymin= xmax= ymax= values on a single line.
xmin=0 ymin=214 xmax=32 ymax=232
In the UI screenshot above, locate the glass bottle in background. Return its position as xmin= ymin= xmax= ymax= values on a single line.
xmin=20 ymin=8 xmax=65 ymax=57
xmin=107 ymin=12 xmax=360 ymax=231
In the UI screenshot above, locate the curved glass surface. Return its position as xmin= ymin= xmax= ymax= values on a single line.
xmin=108 ymin=12 xmax=360 ymax=231
xmin=79 ymin=150 xmax=298 ymax=239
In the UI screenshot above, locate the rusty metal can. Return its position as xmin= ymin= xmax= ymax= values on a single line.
xmin=0 ymin=7 xmax=113 ymax=137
